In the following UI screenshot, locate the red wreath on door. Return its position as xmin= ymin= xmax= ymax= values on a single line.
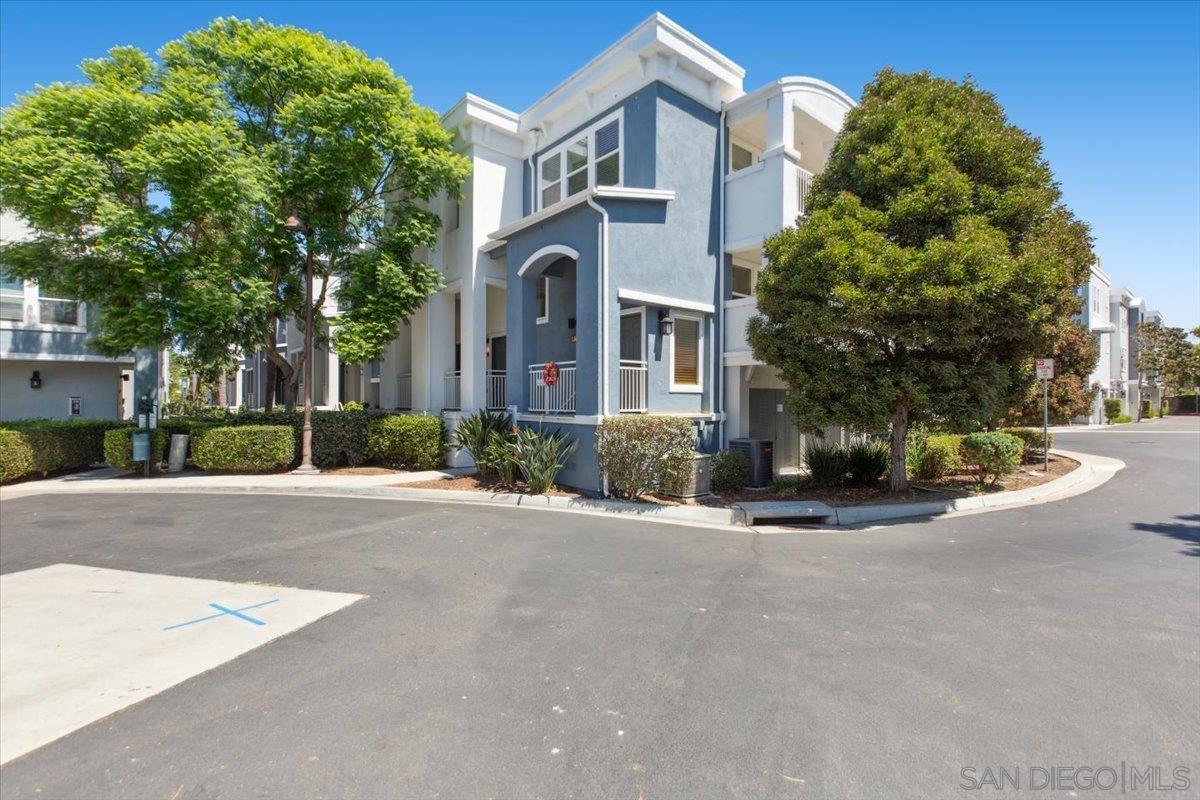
xmin=543 ymin=361 xmax=559 ymax=386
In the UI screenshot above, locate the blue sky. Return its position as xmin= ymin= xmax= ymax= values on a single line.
xmin=2 ymin=0 xmax=1197 ymax=328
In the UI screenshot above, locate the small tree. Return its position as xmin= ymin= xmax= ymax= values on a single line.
xmin=0 ymin=19 xmax=469 ymax=408
xmin=1138 ymin=322 xmax=1198 ymax=408
xmin=1008 ymin=322 xmax=1100 ymax=424
xmin=749 ymin=70 xmax=1092 ymax=491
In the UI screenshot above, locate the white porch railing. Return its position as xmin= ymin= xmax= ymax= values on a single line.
xmin=396 ymin=373 xmax=412 ymax=410
xmin=443 ymin=370 xmax=461 ymax=411
xmin=798 ymin=168 xmax=813 ymax=216
xmin=619 ymin=360 xmax=648 ymax=412
xmin=486 ymin=370 xmax=507 ymax=410
xmin=528 ymin=361 xmax=576 ymax=414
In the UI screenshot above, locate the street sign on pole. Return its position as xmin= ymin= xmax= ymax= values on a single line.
xmin=1037 ymin=358 xmax=1054 ymax=473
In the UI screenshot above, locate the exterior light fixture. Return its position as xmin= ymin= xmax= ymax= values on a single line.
xmin=658 ymin=309 xmax=675 ymax=336
xmin=29 ymin=370 xmax=42 ymax=389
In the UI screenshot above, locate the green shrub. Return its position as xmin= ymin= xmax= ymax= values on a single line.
xmin=451 ymin=410 xmax=513 ymax=477
xmin=103 ymin=427 xmax=168 ymax=472
xmin=960 ymin=431 xmax=1023 ymax=487
xmin=846 ymin=440 xmax=889 ymax=485
xmin=804 ymin=442 xmax=849 ymax=486
xmin=595 ymin=415 xmax=696 ymax=499
xmin=365 ymin=414 xmax=444 ymax=470
xmin=912 ymin=434 xmax=964 ymax=479
xmin=710 ymin=449 xmax=751 ymax=493
xmin=341 ymin=401 xmax=364 ymax=411
xmin=1113 ymin=413 xmax=1133 ymax=424
xmin=191 ymin=425 xmax=294 ymax=473
xmin=771 ymin=476 xmax=800 ymax=497
xmin=512 ymin=426 xmax=577 ymax=494
xmin=0 ymin=418 xmax=120 ymax=482
xmin=1000 ymin=427 xmax=1052 ymax=462
xmin=484 ymin=430 xmax=520 ymax=486
xmin=1103 ymin=397 xmax=1123 ymax=424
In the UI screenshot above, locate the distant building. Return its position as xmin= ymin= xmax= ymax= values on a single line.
xmin=0 ymin=212 xmax=137 ymax=420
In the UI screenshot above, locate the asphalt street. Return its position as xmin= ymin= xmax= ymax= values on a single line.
xmin=0 ymin=417 xmax=1197 ymax=798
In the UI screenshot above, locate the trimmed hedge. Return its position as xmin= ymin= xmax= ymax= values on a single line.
xmin=192 ymin=425 xmax=295 ymax=473
xmin=960 ymin=431 xmax=1023 ymax=486
xmin=365 ymin=415 xmax=445 ymax=470
xmin=1000 ymin=427 xmax=1053 ymax=462
xmin=910 ymin=433 xmax=964 ymax=480
xmin=710 ymin=449 xmax=750 ymax=493
xmin=0 ymin=419 xmax=124 ymax=482
xmin=162 ymin=409 xmax=383 ymax=468
xmin=595 ymin=415 xmax=696 ymax=499
xmin=103 ymin=427 xmax=168 ymax=472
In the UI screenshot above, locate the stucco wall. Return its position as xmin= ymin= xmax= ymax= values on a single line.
xmin=0 ymin=358 xmax=123 ymax=420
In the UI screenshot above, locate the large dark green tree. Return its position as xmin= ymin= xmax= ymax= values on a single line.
xmin=749 ymin=69 xmax=1093 ymax=490
xmin=0 ymin=18 xmax=469 ymax=406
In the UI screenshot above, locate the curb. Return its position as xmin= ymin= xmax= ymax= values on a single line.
xmin=1 ymin=449 xmax=1123 ymax=532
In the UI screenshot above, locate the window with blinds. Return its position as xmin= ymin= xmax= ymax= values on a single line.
xmin=672 ymin=316 xmax=701 ymax=389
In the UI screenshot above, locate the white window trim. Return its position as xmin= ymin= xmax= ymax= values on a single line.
xmin=668 ymin=310 xmax=704 ymax=394
xmin=619 ymin=306 xmax=646 ymax=362
xmin=536 ymin=108 xmax=624 ymax=212
xmin=0 ymin=278 xmax=86 ymax=332
xmin=536 ymin=275 xmax=550 ymax=325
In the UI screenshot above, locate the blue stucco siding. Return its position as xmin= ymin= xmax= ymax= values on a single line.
xmin=503 ymin=202 xmax=601 ymax=416
xmin=601 ymin=83 xmax=721 ymax=416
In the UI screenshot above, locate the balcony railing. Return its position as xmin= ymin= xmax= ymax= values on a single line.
xmin=528 ymin=361 xmax=576 ymax=414
xmin=798 ymin=168 xmax=813 ymax=217
xmin=619 ymin=360 xmax=647 ymax=412
xmin=396 ymin=373 xmax=412 ymax=410
xmin=486 ymin=370 xmax=507 ymax=410
xmin=443 ymin=370 xmax=461 ymax=411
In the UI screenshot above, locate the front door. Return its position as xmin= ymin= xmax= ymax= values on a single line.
xmin=490 ymin=335 xmax=507 ymax=372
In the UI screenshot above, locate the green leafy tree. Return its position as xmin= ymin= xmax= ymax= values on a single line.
xmin=1138 ymin=321 xmax=1199 ymax=405
xmin=749 ymin=69 xmax=1093 ymax=490
xmin=0 ymin=18 xmax=469 ymax=407
xmin=1007 ymin=322 xmax=1100 ymax=424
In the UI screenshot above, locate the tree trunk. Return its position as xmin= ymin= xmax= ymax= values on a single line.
xmin=216 ymin=370 xmax=227 ymax=408
xmin=264 ymin=360 xmax=276 ymax=411
xmin=889 ymin=405 xmax=909 ymax=492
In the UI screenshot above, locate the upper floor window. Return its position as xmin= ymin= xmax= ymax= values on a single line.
xmin=0 ymin=270 xmax=23 ymax=321
xmin=731 ymin=263 xmax=755 ymax=298
xmin=38 ymin=294 xmax=80 ymax=326
xmin=537 ymin=112 xmax=622 ymax=211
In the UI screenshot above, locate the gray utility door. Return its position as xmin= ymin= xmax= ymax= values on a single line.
xmin=490 ymin=336 xmax=506 ymax=372
xmin=748 ymin=388 xmax=801 ymax=472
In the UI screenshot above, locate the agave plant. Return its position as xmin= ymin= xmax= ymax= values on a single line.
xmin=483 ymin=429 xmax=520 ymax=487
xmin=512 ymin=426 xmax=577 ymax=494
xmin=451 ymin=410 xmax=511 ymax=477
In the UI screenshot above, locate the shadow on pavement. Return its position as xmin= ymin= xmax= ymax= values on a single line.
xmin=1132 ymin=514 xmax=1200 ymax=557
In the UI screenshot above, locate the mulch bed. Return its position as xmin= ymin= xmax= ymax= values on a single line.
xmin=397 ymin=474 xmax=590 ymax=499
xmin=389 ymin=454 xmax=1080 ymax=510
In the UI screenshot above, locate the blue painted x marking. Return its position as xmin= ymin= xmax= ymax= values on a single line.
xmin=163 ymin=598 xmax=280 ymax=631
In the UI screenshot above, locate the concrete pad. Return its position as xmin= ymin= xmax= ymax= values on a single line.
xmin=0 ymin=563 xmax=362 ymax=764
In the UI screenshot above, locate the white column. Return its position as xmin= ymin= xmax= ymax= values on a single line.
xmin=325 ymin=345 xmax=340 ymax=407
xmin=233 ymin=367 xmax=244 ymax=410
xmin=460 ymin=276 xmax=487 ymax=413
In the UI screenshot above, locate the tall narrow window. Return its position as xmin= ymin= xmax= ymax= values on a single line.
xmin=540 ymin=154 xmax=561 ymax=208
xmin=671 ymin=315 xmax=702 ymax=391
xmin=0 ymin=270 xmax=23 ymax=321
xmin=566 ymin=138 xmax=588 ymax=197
xmin=536 ymin=276 xmax=549 ymax=324
xmin=595 ymin=119 xmax=620 ymax=186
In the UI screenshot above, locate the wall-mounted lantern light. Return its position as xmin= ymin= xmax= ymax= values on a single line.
xmin=658 ymin=309 xmax=675 ymax=336
xmin=29 ymin=370 xmax=42 ymax=390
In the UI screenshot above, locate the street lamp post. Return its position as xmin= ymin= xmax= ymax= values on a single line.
xmin=285 ymin=215 xmax=318 ymax=473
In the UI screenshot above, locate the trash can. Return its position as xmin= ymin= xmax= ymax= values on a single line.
xmin=168 ymin=434 xmax=189 ymax=473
